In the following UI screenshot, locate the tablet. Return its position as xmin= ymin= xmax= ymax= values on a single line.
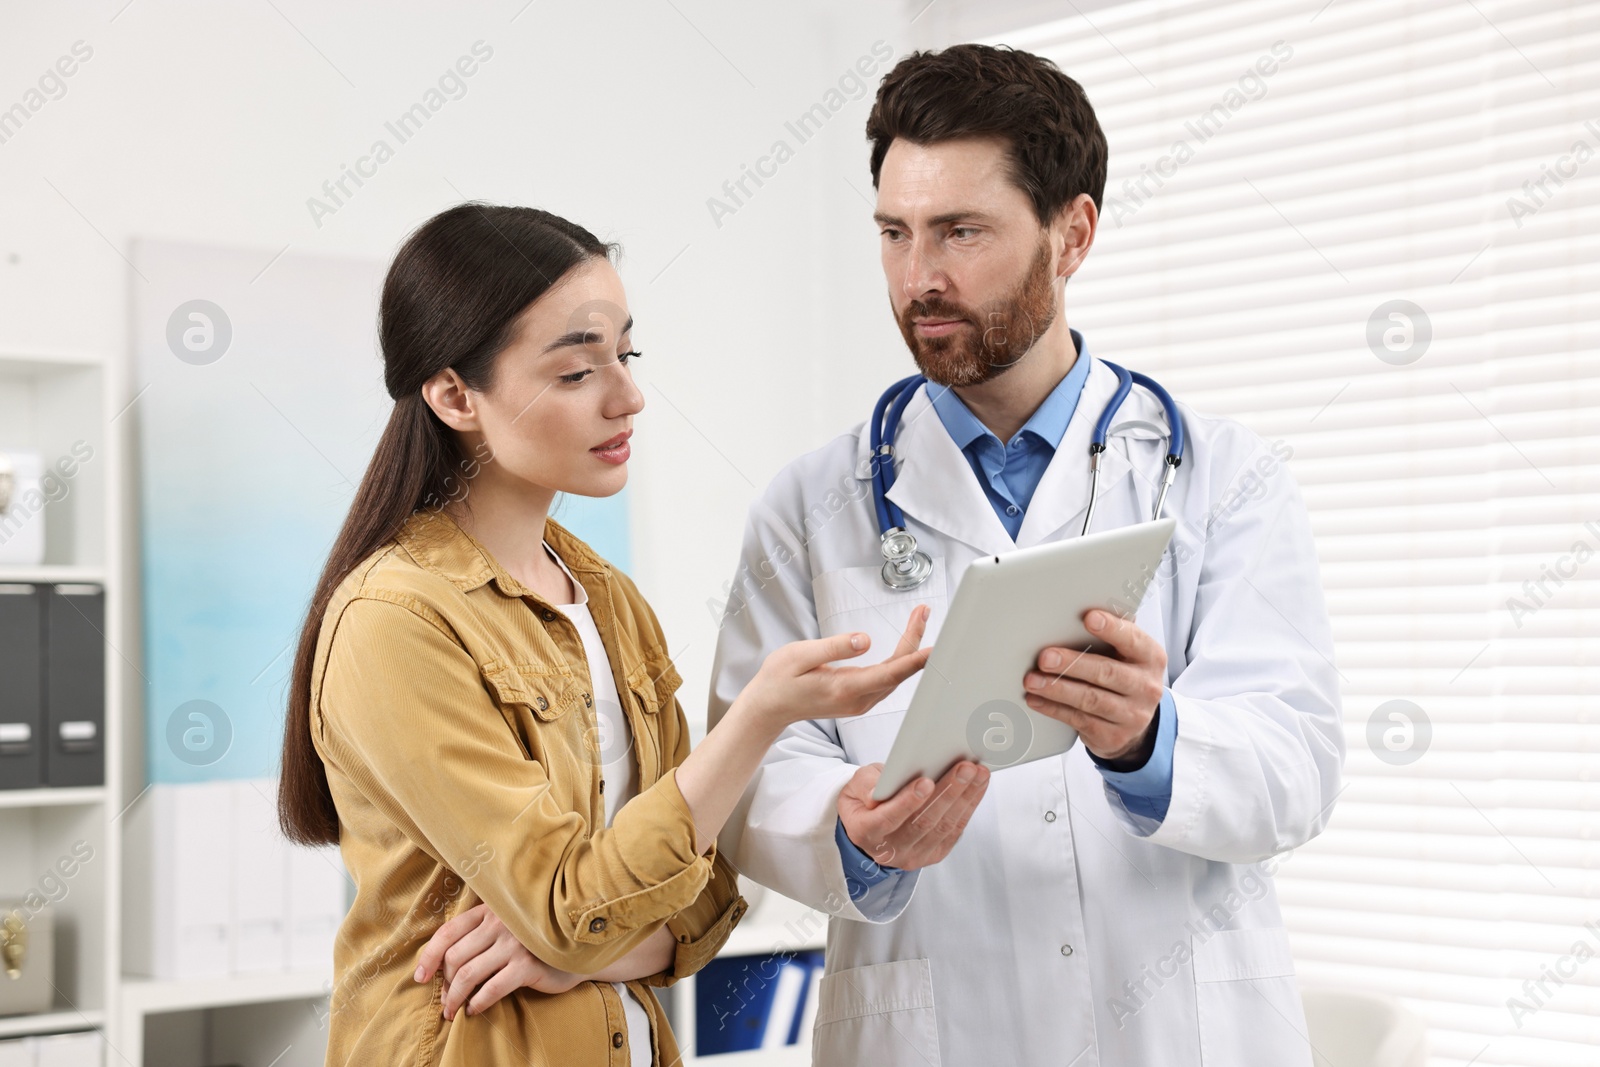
xmin=870 ymin=517 xmax=1177 ymax=801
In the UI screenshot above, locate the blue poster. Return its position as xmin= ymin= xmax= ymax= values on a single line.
xmin=132 ymin=240 xmax=629 ymax=783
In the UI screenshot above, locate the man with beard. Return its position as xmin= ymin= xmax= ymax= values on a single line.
xmin=708 ymin=44 xmax=1342 ymax=1067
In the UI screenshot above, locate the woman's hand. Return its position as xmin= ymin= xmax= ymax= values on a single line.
xmin=677 ymin=606 xmax=932 ymax=854
xmin=737 ymin=605 xmax=931 ymax=730
xmin=416 ymin=903 xmax=583 ymax=1019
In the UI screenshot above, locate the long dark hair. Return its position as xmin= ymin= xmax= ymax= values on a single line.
xmin=279 ymin=203 xmax=616 ymax=845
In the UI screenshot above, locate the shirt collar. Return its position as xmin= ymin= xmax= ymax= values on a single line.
xmin=395 ymin=507 xmax=606 ymax=598
xmin=928 ymin=327 xmax=1094 ymax=454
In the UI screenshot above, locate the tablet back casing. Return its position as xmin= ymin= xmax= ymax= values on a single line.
xmin=872 ymin=518 xmax=1176 ymax=800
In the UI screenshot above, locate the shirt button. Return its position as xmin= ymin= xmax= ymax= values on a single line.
xmin=1006 ymin=505 xmax=1020 ymax=515
xmin=539 ymin=608 xmax=558 ymax=622
xmin=1044 ymin=810 xmax=1057 ymax=823
xmin=582 ymin=691 xmax=593 ymax=708
xmin=589 ymin=917 xmax=607 ymax=933
xmin=534 ymin=696 xmax=549 ymax=711
xmin=1061 ymin=944 xmax=1074 ymax=956
xmin=612 ymin=1031 xmax=625 ymax=1049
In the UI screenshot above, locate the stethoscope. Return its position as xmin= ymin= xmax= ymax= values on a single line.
xmin=870 ymin=360 xmax=1186 ymax=590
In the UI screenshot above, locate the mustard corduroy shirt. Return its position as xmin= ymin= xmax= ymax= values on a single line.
xmin=309 ymin=508 xmax=746 ymax=1066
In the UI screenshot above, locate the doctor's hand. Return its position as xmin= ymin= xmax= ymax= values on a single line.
xmin=739 ymin=605 xmax=932 ymax=729
xmin=837 ymin=759 xmax=990 ymax=872
xmin=416 ymin=903 xmax=584 ymax=1020
xmin=1024 ymin=609 xmax=1167 ymax=764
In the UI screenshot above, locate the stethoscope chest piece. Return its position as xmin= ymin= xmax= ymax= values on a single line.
xmin=880 ymin=527 xmax=934 ymax=590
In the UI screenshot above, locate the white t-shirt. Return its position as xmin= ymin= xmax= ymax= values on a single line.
xmin=545 ymin=543 xmax=653 ymax=1067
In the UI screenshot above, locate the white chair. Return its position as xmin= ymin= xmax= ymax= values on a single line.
xmin=1300 ymin=987 xmax=1429 ymax=1067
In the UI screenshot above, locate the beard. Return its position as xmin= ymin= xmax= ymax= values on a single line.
xmin=895 ymin=236 xmax=1059 ymax=388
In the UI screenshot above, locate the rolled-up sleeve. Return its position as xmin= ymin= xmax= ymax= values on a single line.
xmin=641 ymin=848 xmax=745 ymax=987
xmin=314 ymin=594 xmax=717 ymax=976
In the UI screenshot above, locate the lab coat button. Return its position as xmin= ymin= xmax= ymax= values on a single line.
xmin=612 ymin=1031 xmax=625 ymax=1048
xmin=1061 ymin=944 xmax=1074 ymax=956
xmin=1044 ymin=810 xmax=1057 ymax=822
xmin=590 ymin=917 xmax=608 ymax=933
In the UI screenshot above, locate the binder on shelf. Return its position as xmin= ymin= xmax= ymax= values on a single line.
xmin=43 ymin=585 xmax=104 ymax=788
xmin=126 ymin=780 xmax=349 ymax=980
xmin=232 ymin=781 xmax=288 ymax=974
xmin=0 ymin=584 xmax=43 ymax=790
xmin=124 ymin=780 xmax=234 ymax=980
xmin=287 ymin=842 xmax=346 ymax=972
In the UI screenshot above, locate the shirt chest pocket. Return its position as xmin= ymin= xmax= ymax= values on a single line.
xmin=624 ymin=656 xmax=681 ymax=718
xmin=480 ymin=665 xmax=585 ymax=760
xmin=617 ymin=656 xmax=679 ymax=778
xmin=812 ymin=561 xmax=948 ymax=765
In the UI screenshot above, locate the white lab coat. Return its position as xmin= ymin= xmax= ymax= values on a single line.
xmin=708 ymin=354 xmax=1345 ymax=1067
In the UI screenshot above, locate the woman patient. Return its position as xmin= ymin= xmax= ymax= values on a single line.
xmin=277 ymin=203 xmax=929 ymax=1066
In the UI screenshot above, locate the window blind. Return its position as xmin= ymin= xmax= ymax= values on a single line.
xmin=972 ymin=1 xmax=1600 ymax=1064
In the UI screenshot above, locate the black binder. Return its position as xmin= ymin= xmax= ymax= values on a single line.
xmin=0 ymin=583 xmax=44 ymax=789
xmin=44 ymin=583 xmax=105 ymax=787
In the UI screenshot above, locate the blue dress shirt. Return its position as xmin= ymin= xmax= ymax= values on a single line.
xmin=836 ymin=330 xmax=1178 ymax=902
xmin=924 ymin=334 xmax=1093 ymax=541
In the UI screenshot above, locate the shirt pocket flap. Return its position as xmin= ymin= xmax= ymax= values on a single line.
xmin=481 ymin=665 xmax=577 ymax=722
xmin=1192 ymin=927 xmax=1297 ymax=983
xmin=626 ymin=657 xmax=681 ymax=716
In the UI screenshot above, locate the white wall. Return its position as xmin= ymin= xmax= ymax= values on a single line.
xmin=0 ymin=0 xmax=921 ymax=728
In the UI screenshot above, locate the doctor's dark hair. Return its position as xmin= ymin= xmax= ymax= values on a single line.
xmin=865 ymin=43 xmax=1108 ymax=225
xmin=279 ymin=202 xmax=618 ymax=846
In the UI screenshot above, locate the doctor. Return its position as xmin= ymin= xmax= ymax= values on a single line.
xmin=709 ymin=43 xmax=1344 ymax=1067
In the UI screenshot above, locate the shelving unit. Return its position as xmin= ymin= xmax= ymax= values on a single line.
xmin=0 ymin=348 xmax=121 ymax=1055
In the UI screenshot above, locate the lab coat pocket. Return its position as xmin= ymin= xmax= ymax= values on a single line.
xmin=837 ymin=707 xmax=908 ymax=765
xmin=812 ymin=957 xmax=942 ymax=1067
xmin=1192 ymin=927 xmax=1311 ymax=1067
xmin=813 ymin=562 xmax=948 ymax=631
xmin=813 ymin=563 xmax=946 ymax=715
